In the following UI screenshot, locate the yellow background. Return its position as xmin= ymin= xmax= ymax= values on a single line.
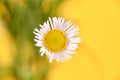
xmin=47 ymin=0 xmax=120 ymax=80
xmin=0 ymin=0 xmax=120 ymax=80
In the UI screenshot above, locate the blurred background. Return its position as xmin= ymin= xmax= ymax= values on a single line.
xmin=0 ymin=0 xmax=120 ymax=80
xmin=0 ymin=0 xmax=63 ymax=80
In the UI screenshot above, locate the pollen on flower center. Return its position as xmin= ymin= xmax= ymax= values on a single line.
xmin=43 ymin=29 xmax=67 ymax=52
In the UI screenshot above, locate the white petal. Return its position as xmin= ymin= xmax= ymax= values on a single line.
xmin=34 ymin=28 xmax=40 ymax=33
xmin=67 ymin=32 xmax=79 ymax=38
xmin=60 ymin=57 xmax=66 ymax=62
xmin=35 ymin=35 xmax=43 ymax=40
xmin=66 ymin=26 xmax=79 ymax=34
xmin=43 ymin=21 xmax=50 ymax=31
xmin=49 ymin=57 xmax=53 ymax=63
xmin=69 ymin=38 xmax=82 ymax=43
xmin=55 ymin=17 xmax=61 ymax=29
xmin=49 ymin=57 xmax=54 ymax=63
xmin=40 ymin=47 xmax=46 ymax=56
xmin=34 ymin=39 xmax=39 ymax=42
xmin=33 ymin=31 xmax=40 ymax=36
xmin=57 ymin=18 xmax=65 ymax=30
xmin=63 ymin=53 xmax=72 ymax=59
xmin=39 ymin=24 xmax=43 ymax=28
xmin=48 ymin=17 xmax=53 ymax=29
xmin=41 ymin=52 xmax=45 ymax=56
xmin=64 ymin=50 xmax=76 ymax=54
xmin=53 ymin=53 xmax=65 ymax=62
xmin=35 ymin=41 xmax=43 ymax=47
xmin=49 ymin=53 xmax=55 ymax=63
xmin=66 ymin=26 xmax=80 ymax=38
xmin=66 ymin=44 xmax=78 ymax=50
xmin=52 ymin=17 xmax=58 ymax=28
xmin=63 ymin=20 xmax=73 ymax=31
xmin=33 ymin=30 xmax=43 ymax=36
xmin=56 ymin=55 xmax=61 ymax=61
xmin=45 ymin=50 xmax=51 ymax=57
xmin=54 ymin=53 xmax=61 ymax=61
xmin=40 ymin=22 xmax=50 ymax=33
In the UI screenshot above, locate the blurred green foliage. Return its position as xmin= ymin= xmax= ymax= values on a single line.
xmin=0 ymin=0 xmax=64 ymax=80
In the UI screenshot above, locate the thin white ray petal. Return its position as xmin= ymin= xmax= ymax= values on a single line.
xmin=39 ymin=24 xmax=43 ymax=28
xmin=66 ymin=26 xmax=79 ymax=34
xmin=67 ymin=32 xmax=79 ymax=38
xmin=41 ymin=52 xmax=45 ymax=56
xmin=57 ymin=18 xmax=65 ymax=30
xmin=58 ymin=17 xmax=64 ymax=27
xmin=60 ymin=53 xmax=67 ymax=62
xmin=34 ymin=39 xmax=39 ymax=42
xmin=60 ymin=57 xmax=66 ymax=62
xmin=63 ymin=53 xmax=72 ymax=59
xmin=63 ymin=20 xmax=73 ymax=31
xmin=53 ymin=17 xmax=62 ymax=29
xmin=58 ymin=18 xmax=65 ymax=31
xmin=55 ymin=17 xmax=61 ymax=29
xmin=35 ymin=41 xmax=43 ymax=47
xmin=46 ymin=21 xmax=51 ymax=30
xmin=33 ymin=29 xmax=43 ymax=35
xmin=49 ymin=53 xmax=55 ymax=62
xmin=48 ymin=17 xmax=53 ymax=29
xmin=49 ymin=56 xmax=54 ymax=63
xmin=40 ymin=47 xmax=46 ymax=55
xmin=52 ymin=17 xmax=58 ymax=28
xmin=43 ymin=21 xmax=50 ymax=31
xmin=66 ymin=26 xmax=79 ymax=38
xmin=45 ymin=50 xmax=51 ymax=57
xmin=40 ymin=22 xmax=49 ymax=33
xmin=33 ymin=31 xmax=40 ymax=36
xmin=34 ymin=32 xmax=43 ymax=38
xmin=54 ymin=53 xmax=65 ymax=62
xmin=65 ymin=26 xmax=74 ymax=34
xmin=34 ymin=28 xmax=40 ymax=33
xmin=56 ymin=55 xmax=61 ymax=61
xmin=38 ymin=25 xmax=44 ymax=33
xmin=69 ymin=38 xmax=82 ymax=43
xmin=35 ymin=35 xmax=43 ymax=40
xmin=66 ymin=44 xmax=78 ymax=50
xmin=72 ymin=26 xmax=79 ymax=32
xmin=64 ymin=50 xmax=76 ymax=54
xmin=54 ymin=53 xmax=61 ymax=61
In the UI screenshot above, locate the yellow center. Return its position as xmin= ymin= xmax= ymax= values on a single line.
xmin=43 ymin=29 xmax=67 ymax=52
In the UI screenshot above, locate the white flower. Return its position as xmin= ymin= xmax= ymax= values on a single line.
xmin=33 ymin=17 xmax=81 ymax=62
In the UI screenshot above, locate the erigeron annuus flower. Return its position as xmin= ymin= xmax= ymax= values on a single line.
xmin=33 ymin=17 xmax=81 ymax=62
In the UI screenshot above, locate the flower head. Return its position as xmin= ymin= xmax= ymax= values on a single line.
xmin=33 ymin=17 xmax=81 ymax=62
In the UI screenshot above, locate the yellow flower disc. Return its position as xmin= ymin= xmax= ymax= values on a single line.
xmin=43 ymin=29 xmax=67 ymax=52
